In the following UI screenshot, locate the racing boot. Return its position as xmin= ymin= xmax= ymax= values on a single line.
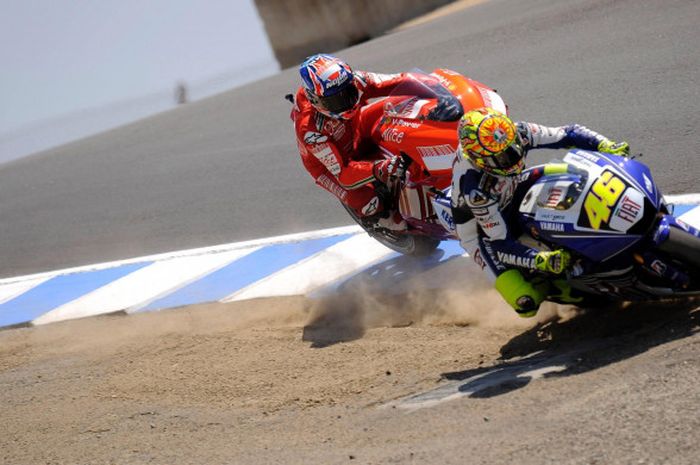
xmin=376 ymin=210 xmax=407 ymax=232
xmin=495 ymin=269 xmax=548 ymax=318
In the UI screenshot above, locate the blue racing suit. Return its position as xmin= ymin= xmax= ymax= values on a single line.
xmin=451 ymin=122 xmax=613 ymax=281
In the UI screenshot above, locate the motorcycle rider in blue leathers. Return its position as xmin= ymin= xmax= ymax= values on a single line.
xmin=451 ymin=107 xmax=630 ymax=317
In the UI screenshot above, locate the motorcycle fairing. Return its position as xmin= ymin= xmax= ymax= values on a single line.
xmin=565 ymin=150 xmax=661 ymax=209
xmin=651 ymin=213 xmax=700 ymax=248
xmin=518 ymin=150 xmax=661 ymax=262
xmin=431 ymin=187 xmax=457 ymax=236
xmin=364 ymin=69 xmax=507 ymax=243
xmin=372 ymin=69 xmax=505 ymax=179
xmin=398 ymin=182 xmax=457 ymax=240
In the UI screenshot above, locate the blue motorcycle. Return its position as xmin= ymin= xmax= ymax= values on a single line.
xmin=511 ymin=149 xmax=700 ymax=303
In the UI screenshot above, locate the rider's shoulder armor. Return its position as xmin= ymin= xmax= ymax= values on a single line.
xmin=463 ymin=170 xmax=498 ymax=209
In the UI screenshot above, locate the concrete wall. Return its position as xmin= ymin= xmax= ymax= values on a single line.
xmin=254 ymin=0 xmax=454 ymax=68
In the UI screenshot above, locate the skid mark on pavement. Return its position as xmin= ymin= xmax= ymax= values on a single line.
xmin=389 ymin=350 xmax=581 ymax=410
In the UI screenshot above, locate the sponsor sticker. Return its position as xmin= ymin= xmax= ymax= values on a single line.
xmin=580 ymin=170 xmax=627 ymax=230
xmin=473 ymin=248 xmax=486 ymax=270
xmin=381 ymin=127 xmax=405 ymax=144
xmin=390 ymin=118 xmax=422 ymax=129
xmin=536 ymin=211 xmax=567 ymax=221
xmin=323 ymin=119 xmax=346 ymax=140
xmin=440 ymin=209 xmax=455 ymax=231
xmin=304 ymin=131 xmax=328 ymax=145
xmin=416 ymin=144 xmax=456 ymax=158
xmin=540 ymin=186 xmax=564 ymax=209
xmin=650 ymin=259 xmax=667 ymax=276
xmin=317 ymin=174 xmax=347 ymax=201
xmin=614 ymin=194 xmax=642 ymax=224
xmin=361 ymin=196 xmax=380 ymax=216
xmin=311 ymin=145 xmax=341 ymax=176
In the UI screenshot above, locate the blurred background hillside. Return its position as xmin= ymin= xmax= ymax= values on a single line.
xmin=1 ymin=0 xmax=455 ymax=163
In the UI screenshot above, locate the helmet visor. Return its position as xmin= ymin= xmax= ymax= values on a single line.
xmin=480 ymin=139 xmax=524 ymax=171
xmin=318 ymin=84 xmax=359 ymax=114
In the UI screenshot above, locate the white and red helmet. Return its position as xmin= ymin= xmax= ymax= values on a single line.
xmin=299 ymin=54 xmax=361 ymax=119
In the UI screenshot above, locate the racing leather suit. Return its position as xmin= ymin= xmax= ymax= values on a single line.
xmin=451 ymin=122 xmax=614 ymax=281
xmin=291 ymin=71 xmax=413 ymax=216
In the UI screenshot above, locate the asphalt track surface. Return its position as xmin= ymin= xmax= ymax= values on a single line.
xmin=0 ymin=0 xmax=698 ymax=278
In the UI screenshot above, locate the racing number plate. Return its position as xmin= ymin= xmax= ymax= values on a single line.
xmin=579 ymin=170 xmax=627 ymax=230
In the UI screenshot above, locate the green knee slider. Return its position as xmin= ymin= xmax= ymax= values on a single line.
xmin=494 ymin=269 xmax=548 ymax=318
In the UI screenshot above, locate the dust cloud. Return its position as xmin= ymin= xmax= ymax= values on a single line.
xmin=1 ymin=269 xmax=579 ymax=364
xmin=303 ymin=267 xmax=578 ymax=347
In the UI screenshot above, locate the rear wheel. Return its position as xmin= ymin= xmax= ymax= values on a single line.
xmin=343 ymin=205 xmax=440 ymax=257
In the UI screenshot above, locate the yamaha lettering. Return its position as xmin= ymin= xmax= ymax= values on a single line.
xmin=496 ymin=252 xmax=535 ymax=269
xmin=540 ymin=221 xmax=565 ymax=232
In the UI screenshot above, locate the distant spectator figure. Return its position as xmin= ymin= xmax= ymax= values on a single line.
xmin=175 ymin=82 xmax=188 ymax=105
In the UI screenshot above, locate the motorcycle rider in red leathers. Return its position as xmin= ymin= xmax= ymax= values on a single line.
xmin=290 ymin=53 xmax=414 ymax=230
xmin=451 ymin=107 xmax=630 ymax=317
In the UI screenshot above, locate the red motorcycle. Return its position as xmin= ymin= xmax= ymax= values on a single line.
xmin=345 ymin=69 xmax=508 ymax=255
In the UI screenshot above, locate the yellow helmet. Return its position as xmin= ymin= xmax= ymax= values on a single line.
xmin=458 ymin=108 xmax=525 ymax=176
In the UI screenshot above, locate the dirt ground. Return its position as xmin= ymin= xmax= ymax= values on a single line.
xmin=1 ymin=285 xmax=699 ymax=465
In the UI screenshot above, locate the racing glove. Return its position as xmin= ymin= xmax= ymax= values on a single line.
xmin=373 ymin=156 xmax=402 ymax=184
xmin=598 ymin=139 xmax=630 ymax=156
xmin=534 ymin=249 xmax=571 ymax=275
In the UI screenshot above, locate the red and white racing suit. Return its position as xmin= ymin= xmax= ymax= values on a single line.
xmin=290 ymin=71 xmax=413 ymax=216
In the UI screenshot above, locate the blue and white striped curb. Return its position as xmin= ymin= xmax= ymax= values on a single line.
xmin=1 ymin=195 xmax=699 ymax=329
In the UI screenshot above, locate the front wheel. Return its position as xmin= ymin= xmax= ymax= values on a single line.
xmin=343 ymin=205 xmax=440 ymax=256
xmin=658 ymin=226 xmax=700 ymax=271
xmin=654 ymin=226 xmax=700 ymax=295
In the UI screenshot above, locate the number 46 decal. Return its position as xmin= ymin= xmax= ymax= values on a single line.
xmin=583 ymin=170 xmax=626 ymax=229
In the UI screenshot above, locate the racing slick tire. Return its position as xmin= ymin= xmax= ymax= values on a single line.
xmin=343 ymin=204 xmax=440 ymax=257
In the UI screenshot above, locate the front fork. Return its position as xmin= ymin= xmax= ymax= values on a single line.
xmin=650 ymin=213 xmax=700 ymax=247
xmin=642 ymin=214 xmax=700 ymax=287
